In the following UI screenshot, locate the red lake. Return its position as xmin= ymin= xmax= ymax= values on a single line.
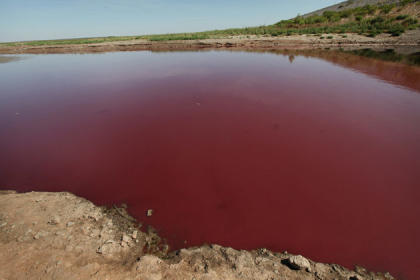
xmin=0 ymin=50 xmax=419 ymax=279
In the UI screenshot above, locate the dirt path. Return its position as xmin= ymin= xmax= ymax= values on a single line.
xmin=0 ymin=190 xmax=397 ymax=280
xmin=0 ymin=31 xmax=419 ymax=54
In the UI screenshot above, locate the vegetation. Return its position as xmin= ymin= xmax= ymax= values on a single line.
xmin=343 ymin=48 xmax=420 ymax=65
xmin=1 ymin=0 xmax=418 ymax=46
xmin=141 ymin=33 xmax=210 ymax=41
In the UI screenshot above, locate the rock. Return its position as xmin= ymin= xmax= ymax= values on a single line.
xmin=147 ymin=209 xmax=153 ymax=217
xmin=384 ymin=272 xmax=395 ymax=279
xmin=0 ymin=222 xmax=7 ymax=227
xmin=122 ymin=234 xmax=130 ymax=243
xmin=48 ymin=216 xmax=60 ymax=225
xmin=33 ymin=231 xmax=48 ymax=240
xmin=0 ymin=190 xmax=400 ymax=280
xmin=282 ymin=255 xmax=311 ymax=271
xmin=82 ymin=226 xmax=91 ymax=235
xmin=97 ymin=240 xmax=120 ymax=255
xmin=89 ymin=229 xmax=100 ymax=237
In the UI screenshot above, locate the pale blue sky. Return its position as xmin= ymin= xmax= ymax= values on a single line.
xmin=0 ymin=0 xmax=342 ymax=42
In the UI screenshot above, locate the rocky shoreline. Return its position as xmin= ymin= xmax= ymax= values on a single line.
xmin=0 ymin=190 xmax=397 ymax=280
xmin=0 ymin=30 xmax=419 ymax=55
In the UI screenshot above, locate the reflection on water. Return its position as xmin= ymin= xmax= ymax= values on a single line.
xmin=249 ymin=49 xmax=420 ymax=92
xmin=0 ymin=50 xmax=419 ymax=280
xmin=345 ymin=49 xmax=420 ymax=66
xmin=0 ymin=56 xmax=24 ymax=64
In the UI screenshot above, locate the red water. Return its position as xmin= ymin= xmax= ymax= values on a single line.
xmin=1 ymin=51 xmax=419 ymax=279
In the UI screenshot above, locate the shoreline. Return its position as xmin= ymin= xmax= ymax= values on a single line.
xmin=0 ymin=190 xmax=398 ymax=280
xmin=1 ymin=31 xmax=419 ymax=54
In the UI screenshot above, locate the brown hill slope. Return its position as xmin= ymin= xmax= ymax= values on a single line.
xmin=305 ymin=0 xmax=407 ymax=16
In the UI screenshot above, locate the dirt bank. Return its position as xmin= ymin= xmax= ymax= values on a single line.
xmin=0 ymin=190 xmax=397 ymax=280
xmin=0 ymin=31 xmax=419 ymax=54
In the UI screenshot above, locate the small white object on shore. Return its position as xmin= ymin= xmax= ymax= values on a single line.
xmin=146 ymin=209 xmax=153 ymax=217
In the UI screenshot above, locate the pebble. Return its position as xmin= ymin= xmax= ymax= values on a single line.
xmin=34 ymin=232 xmax=44 ymax=240
xmin=122 ymin=234 xmax=130 ymax=243
xmin=48 ymin=216 xmax=60 ymax=225
xmin=284 ymin=255 xmax=311 ymax=271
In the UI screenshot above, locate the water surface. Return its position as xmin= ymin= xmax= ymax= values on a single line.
xmin=0 ymin=51 xmax=419 ymax=279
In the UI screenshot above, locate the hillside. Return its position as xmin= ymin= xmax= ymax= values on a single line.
xmin=0 ymin=0 xmax=418 ymax=50
xmin=304 ymin=0 xmax=405 ymax=17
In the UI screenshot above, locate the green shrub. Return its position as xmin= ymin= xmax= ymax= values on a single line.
xmin=370 ymin=16 xmax=385 ymax=24
xmin=396 ymin=15 xmax=409 ymax=20
xmin=339 ymin=10 xmax=352 ymax=18
xmin=403 ymin=18 xmax=418 ymax=26
xmin=293 ymin=16 xmax=305 ymax=25
xmin=389 ymin=24 xmax=404 ymax=36
xmin=380 ymin=4 xmax=395 ymax=14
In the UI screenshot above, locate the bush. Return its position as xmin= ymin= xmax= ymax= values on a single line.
xmin=293 ymin=16 xmax=305 ymax=25
xmin=339 ymin=10 xmax=352 ymax=18
xmin=370 ymin=16 xmax=385 ymax=24
xmin=380 ymin=4 xmax=395 ymax=14
xmin=403 ymin=18 xmax=418 ymax=26
xmin=396 ymin=15 xmax=409 ymax=20
xmin=389 ymin=24 xmax=404 ymax=36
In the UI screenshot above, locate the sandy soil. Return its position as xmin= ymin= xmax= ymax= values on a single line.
xmin=0 ymin=30 xmax=419 ymax=55
xmin=0 ymin=190 xmax=397 ymax=280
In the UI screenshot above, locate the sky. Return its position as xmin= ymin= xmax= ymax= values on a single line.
xmin=0 ymin=0 xmax=343 ymax=42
